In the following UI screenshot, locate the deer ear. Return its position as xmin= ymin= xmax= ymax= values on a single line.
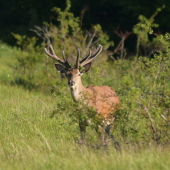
xmin=54 ymin=64 xmax=66 ymax=73
xmin=80 ymin=63 xmax=92 ymax=73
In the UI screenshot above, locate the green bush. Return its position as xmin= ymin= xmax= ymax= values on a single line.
xmin=113 ymin=33 xmax=170 ymax=145
xmin=133 ymin=6 xmax=165 ymax=58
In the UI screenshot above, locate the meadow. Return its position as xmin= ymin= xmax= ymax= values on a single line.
xmin=1 ymin=82 xmax=170 ymax=170
xmin=0 ymin=37 xmax=170 ymax=169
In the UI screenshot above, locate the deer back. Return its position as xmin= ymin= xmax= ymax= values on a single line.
xmin=84 ymin=85 xmax=120 ymax=118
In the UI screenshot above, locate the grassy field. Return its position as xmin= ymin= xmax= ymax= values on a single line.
xmin=0 ymin=84 xmax=170 ymax=170
xmin=0 ymin=43 xmax=170 ymax=170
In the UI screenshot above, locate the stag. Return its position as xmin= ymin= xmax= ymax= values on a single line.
xmin=44 ymin=45 xmax=120 ymax=145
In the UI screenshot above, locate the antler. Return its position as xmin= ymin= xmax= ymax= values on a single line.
xmin=76 ymin=48 xmax=80 ymax=68
xmin=44 ymin=45 xmax=71 ymax=68
xmin=78 ymin=44 xmax=103 ymax=67
xmin=44 ymin=44 xmax=103 ymax=69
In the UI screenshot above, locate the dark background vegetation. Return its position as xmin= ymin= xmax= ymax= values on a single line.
xmin=1 ymin=0 xmax=170 ymax=52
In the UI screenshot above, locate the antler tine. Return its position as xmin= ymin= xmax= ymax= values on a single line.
xmin=61 ymin=50 xmax=71 ymax=68
xmin=44 ymin=45 xmax=64 ymax=63
xmin=62 ymin=51 xmax=66 ymax=62
xmin=76 ymin=48 xmax=80 ymax=68
xmin=80 ymin=50 xmax=92 ymax=64
xmin=49 ymin=45 xmax=56 ymax=56
xmin=80 ymin=44 xmax=103 ymax=66
xmin=44 ymin=47 xmax=55 ymax=59
xmin=43 ymin=45 xmax=71 ymax=68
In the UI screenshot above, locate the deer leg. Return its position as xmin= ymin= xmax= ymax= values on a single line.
xmin=105 ymin=123 xmax=114 ymax=137
xmin=79 ymin=122 xmax=86 ymax=143
xmin=105 ymin=123 xmax=118 ymax=148
xmin=97 ymin=125 xmax=105 ymax=145
xmin=104 ymin=124 xmax=114 ymax=145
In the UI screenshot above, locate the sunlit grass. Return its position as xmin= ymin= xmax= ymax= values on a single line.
xmin=0 ymin=84 xmax=170 ymax=170
xmin=0 ymin=43 xmax=170 ymax=170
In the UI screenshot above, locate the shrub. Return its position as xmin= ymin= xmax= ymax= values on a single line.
xmin=113 ymin=33 xmax=170 ymax=146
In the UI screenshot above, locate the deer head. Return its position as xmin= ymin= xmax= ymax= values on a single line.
xmin=44 ymin=45 xmax=103 ymax=90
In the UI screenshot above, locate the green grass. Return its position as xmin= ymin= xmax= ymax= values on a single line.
xmin=0 ymin=43 xmax=17 ymax=85
xmin=0 ymin=43 xmax=170 ymax=170
xmin=0 ymin=84 xmax=170 ymax=170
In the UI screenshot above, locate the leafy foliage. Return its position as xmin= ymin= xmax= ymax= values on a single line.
xmin=11 ymin=33 xmax=44 ymax=89
xmin=113 ymin=33 xmax=170 ymax=145
xmin=133 ymin=6 xmax=165 ymax=58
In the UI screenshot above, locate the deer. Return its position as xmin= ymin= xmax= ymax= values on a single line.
xmin=44 ymin=44 xmax=120 ymax=145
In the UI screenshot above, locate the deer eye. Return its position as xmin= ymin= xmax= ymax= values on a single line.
xmin=66 ymin=73 xmax=71 ymax=78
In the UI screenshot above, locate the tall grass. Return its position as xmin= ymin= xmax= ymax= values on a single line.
xmin=0 ymin=41 xmax=170 ymax=169
xmin=0 ymin=84 xmax=170 ymax=170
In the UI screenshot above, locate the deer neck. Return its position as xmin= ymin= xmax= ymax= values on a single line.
xmin=70 ymin=80 xmax=86 ymax=102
